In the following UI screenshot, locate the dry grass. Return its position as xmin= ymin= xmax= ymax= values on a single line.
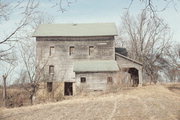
xmin=0 ymin=84 xmax=180 ymax=120
xmin=0 ymin=88 xmax=31 ymax=108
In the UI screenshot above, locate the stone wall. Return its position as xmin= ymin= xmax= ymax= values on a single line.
xmin=36 ymin=36 xmax=115 ymax=83
xmin=35 ymin=82 xmax=64 ymax=103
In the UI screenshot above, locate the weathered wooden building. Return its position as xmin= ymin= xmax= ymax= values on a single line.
xmin=33 ymin=23 xmax=142 ymax=96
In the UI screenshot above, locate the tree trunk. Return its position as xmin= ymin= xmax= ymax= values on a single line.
xmin=30 ymin=94 xmax=33 ymax=105
xmin=150 ymin=75 xmax=153 ymax=85
xmin=2 ymin=74 xmax=7 ymax=107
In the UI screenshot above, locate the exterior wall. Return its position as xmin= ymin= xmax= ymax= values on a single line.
xmin=36 ymin=36 xmax=115 ymax=83
xmin=115 ymin=54 xmax=143 ymax=86
xmin=75 ymin=72 xmax=118 ymax=92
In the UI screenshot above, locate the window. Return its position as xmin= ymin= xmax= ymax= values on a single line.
xmin=49 ymin=46 xmax=55 ymax=56
xmin=80 ymin=77 xmax=86 ymax=83
xmin=49 ymin=65 xmax=54 ymax=74
xmin=89 ymin=46 xmax=94 ymax=55
xmin=69 ymin=46 xmax=75 ymax=55
xmin=107 ymin=77 xmax=113 ymax=84
xmin=47 ymin=82 xmax=53 ymax=92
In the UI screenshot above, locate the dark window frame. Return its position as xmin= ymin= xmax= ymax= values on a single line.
xmin=89 ymin=46 xmax=94 ymax=55
xmin=80 ymin=77 xmax=86 ymax=83
xmin=49 ymin=65 xmax=54 ymax=74
xmin=49 ymin=46 xmax=55 ymax=56
xmin=69 ymin=46 xmax=75 ymax=56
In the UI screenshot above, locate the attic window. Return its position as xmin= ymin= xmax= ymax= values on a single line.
xmin=80 ymin=77 xmax=86 ymax=83
xmin=49 ymin=46 xmax=55 ymax=56
xmin=69 ymin=46 xmax=75 ymax=56
xmin=89 ymin=46 xmax=94 ymax=55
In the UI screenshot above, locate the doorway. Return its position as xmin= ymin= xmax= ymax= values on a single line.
xmin=64 ymin=82 xmax=73 ymax=96
xmin=128 ymin=68 xmax=139 ymax=87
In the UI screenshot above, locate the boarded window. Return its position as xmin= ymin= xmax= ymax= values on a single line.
xmin=49 ymin=46 xmax=55 ymax=56
xmin=80 ymin=77 xmax=86 ymax=83
xmin=107 ymin=77 xmax=113 ymax=84
xmin=69 ymin=46 xmax=75 ymax=55
xmin=89 ymin=46 xmax=94 ymax=55
xmin=47 ymin=82 xmax=53 ymax=92
xmin=49 ymin=65 xmax=54 ymax=74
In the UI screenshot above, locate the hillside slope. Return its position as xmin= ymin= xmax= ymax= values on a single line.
xmin=0 ymin=84 xmax=180 ymax=120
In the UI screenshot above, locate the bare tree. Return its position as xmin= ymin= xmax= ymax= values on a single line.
xmin=0 ymin=0 xmax=69 ymax=105
xmin=18 ymin=38 xmax=48 ymax=105
xmin=15 ymin=13 xmax=54 ymax=104
xmin=1 ymin=56 xmax=16 ymax=107
xmin=0 ymin=0 xmax=71 ymax=63
xmin=0 ymin=0 xmax=39 ymax=63
xmin=49 ymin=0 xmax=76 ymax=12
xmin=164 ymin=44 xmax=180 ymax=82
xmin=120 ymin=10 xmax=172 ymax=83
xmin=128 ymin=0 xmax=179 ymax=13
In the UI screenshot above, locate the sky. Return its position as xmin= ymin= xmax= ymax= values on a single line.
xmin=1 ymin=0 xmax=180 ymax=84
xmin=39 ymin=0 xmax=180 ymax=42
xmin=2 ymin=0 xmax=180 ymax=42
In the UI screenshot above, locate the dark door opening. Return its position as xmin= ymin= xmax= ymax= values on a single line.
xmin=47 ymin=82 xmax=53 ymax=92
xmin=128 ymin=68 xmax=139 ymax=87
xmin=64 ymin=82 xmax=73 ymax=96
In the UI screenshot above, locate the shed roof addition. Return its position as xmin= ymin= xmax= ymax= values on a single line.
xmin=33 ymin=23 xmax=117 ymax=37
xmin=73 ymin=60 xmax=119 ymax=72
xmin=115 ymin=53 xmax=143 ymax=66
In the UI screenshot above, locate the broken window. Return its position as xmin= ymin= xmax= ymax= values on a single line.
xmin=47 ymin=82 xmax=53 ymax=92
xmin=80 ymin=77 xmax=86 ymax=83
xmin=49 ymin=46 xmax=55 ymax=56
xmin=107 ymin=77 xmax=113 ymax=84
xmin=69 ymin=46 xmax=75 ymax=56
xmin=89 ymin=46 xmax=94 ymax=55
xmin=49 ymin=65 xmax=54 ymax=74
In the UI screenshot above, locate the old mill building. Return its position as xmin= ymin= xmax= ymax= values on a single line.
xmin=33 ymin=23 xmax=143 ymax=96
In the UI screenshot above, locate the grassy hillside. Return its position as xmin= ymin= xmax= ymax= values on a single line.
xmin=0 ymin=84 xmax=180 ymax=120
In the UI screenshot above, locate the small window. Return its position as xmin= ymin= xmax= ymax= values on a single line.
xmin=107 ymin=77 xmax=113 ymax=84
xmin=89 ymin=46 xmax=94 ymax=55
xmin=49 ymin=65 xmax=54 ymax=74
xmin=49 ymin=46 xmax=55 ymax=56
xmin=69 ymin=46 xmax=75 ymax=56
xmin=47 ymin=82 xmax=53 ymax=92
xmin=80 ymin=77 xmax=86 ymax=83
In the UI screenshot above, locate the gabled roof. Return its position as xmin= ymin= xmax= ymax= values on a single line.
xmin=33 ymin=23 xmax=117 ymax=37
xmin=73 ymin=60 xmax=119 ymax=72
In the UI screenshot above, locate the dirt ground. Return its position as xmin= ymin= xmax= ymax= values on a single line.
xmin=0 ymin=84 xmax=180 ymax=120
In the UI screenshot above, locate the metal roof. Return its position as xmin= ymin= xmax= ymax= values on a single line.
xmin=73 ymin=60 xmax=119 ymax=72
xmin=33 ymin=23 xmax=117 ymax=37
